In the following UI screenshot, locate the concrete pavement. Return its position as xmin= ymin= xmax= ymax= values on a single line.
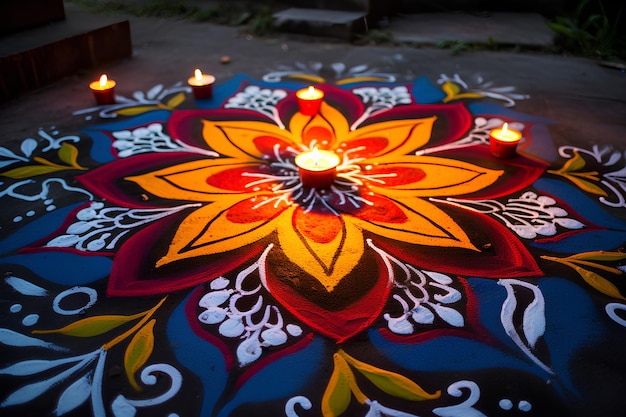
xmin=1 ymin=2 xmax=624 ymax=148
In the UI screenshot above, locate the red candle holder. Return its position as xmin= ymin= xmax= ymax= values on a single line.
xmin=296 ymin=86 xmax=324 ymax=116
xmin=295 ymin=149 xmax=340 ymax=189
xmin=489 ymin=123 xmax=522 ymax=158
xmin=188 ymin=69 xmax=216 ymax=100
xmin=89 ymin=74 xmax=116 ymax=105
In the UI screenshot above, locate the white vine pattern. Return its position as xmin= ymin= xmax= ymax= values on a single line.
xmin=558 ymin=145 xmax=626 ymax=208
xmin=111 ymin=364 xmax=182 ymax=417
xmin=350 ymin=86 xmax=412 ymax=131
xmin=112 ymin=123 xmax=219 ymax=158
xmin=605 ymin=303 xmax=626 ymax=327
xmin=367 ymin=239 xmax=465 ymax=334
xmin=197 ymin=244 xmax=304 ymax=366
xmin=438 ymin=73 xmax=530 ymax=107
xmin=432 ymin=191 xmax=584 ymax=239
xmin=224 ymin=85 xmax=288 ymax=129
xmin=285 ymin=396 xmax=312 ymax=417
xmin=0 ymin=129 xmax=80 ymax=165
xmin=46 ymin=201 xmax=201 ymax=251
xmin=72 ymin=83 xmax=190 ymax=119
xmin=262 ymin=62 xmax=396 ymax=84
xmin=498 ymin=279 xmax=553 ymax=375
xmin=432 ymin=380 xmax=487 ymax=417
xmin=416 ymin=117 xmax=524 ymax=156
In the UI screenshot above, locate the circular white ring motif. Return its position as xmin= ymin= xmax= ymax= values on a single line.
xmin=606 ymin=303 xmax=626 ymax=327
xmin=53 ymin=286 xmax=98 ymax=315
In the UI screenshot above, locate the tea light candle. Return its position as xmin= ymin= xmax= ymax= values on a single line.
xmin=89 ymin=74 xmax=116 ymax=105
xmin=296 ymin=86 xmax=324 ymax=116
xmin=489 ymin=122 xmax=522 ymax=158
xmin=295 ymin=148 xmax=340 ymax=188
xmin=188 ymin=68 xmax=216 ymax=99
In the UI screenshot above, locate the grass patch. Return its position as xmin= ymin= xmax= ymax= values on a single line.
xmin=548 ymin=0 xmax=624 ymax=60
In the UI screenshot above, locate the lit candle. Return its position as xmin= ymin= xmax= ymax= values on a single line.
xmin=296 ymin=86 xmax=324 ymax=116
xmin=489 ymin=122 xmax=522 ymax=158
xmin=188 ymin=68 xmax=216 ymax=99
xmin=89 ymin=74 xmax=116 ymax=105
xmin=294 ymin=148 xmax=340 ymax=188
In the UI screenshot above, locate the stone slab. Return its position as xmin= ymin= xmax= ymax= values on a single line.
xmin=273 ymin=8 xmax=368 ymax=40
xmin=0 ymin=10 xmax=132 ymax=102
xmin=388 ymin=12 xmax=554 ymax=47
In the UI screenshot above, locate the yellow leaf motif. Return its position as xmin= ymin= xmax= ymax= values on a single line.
xmin=542 ymin=255 xmax=626 ymax=300
xmin=322 ymin=353 xmax=358 ymax=417
xmin=32 ymin=311 xmax=145 ymax=337
xmin=124 ymin=319 xmax=156 ymax=391
xmin=441 ymin=81 xmax=483 ymax=103
xmin=558 ymin=150 xmax=586 ymax=172
xmin=166 ymin=92 xmax=186 ymax=109
xmin=115 ymin=105 xmax=160 ymax=116
xmin=571 ymin=251 xmax=626 ymax=263
xmin=548 ymin=151 xmax=608 ymax=196
xmin=339 ymin=350 xmax=441 ymax=401
xmin=58 ymin=143 xmax=83 ymax=168
xmin=1 ymin=165 xmax=68 ymax=178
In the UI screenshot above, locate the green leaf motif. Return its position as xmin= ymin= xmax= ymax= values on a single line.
xmin=124 ymin=319 xmax=156 ymax=391
xmin=32 ymin=311 xmax=145 ymax=337
xmin=167 ymin=92 xmax=185 ymax=109
xmin=322 ymin=354 xmax=353 ymax=417
xmin=343 ymin=352 xmax=440 ymax=401
xmin=58 ymin=143 xmax=81 ymax=168
xmin=560 ymin=150 xmax=587 ymax=172
xmin=571 ymin=251 xmax=626 ymax=262
xmin=115 ymin=106 xmax=160 ymax=116
xmin=1 ymin=164 xmax=68 ymax=178
xmin=542 ymin=255 xmax=626 ymax=300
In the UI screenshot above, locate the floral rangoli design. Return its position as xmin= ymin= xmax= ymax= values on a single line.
xmin=1 ymin=67 xmax=625 ymax=417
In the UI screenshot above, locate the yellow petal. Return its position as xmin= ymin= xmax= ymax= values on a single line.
xmin=289 ymin=101 xmax=350 ymax=147
xmin=126 ymin=159 xmax=261 ymax=203
xmin=202 ymin=120 xmax=294 ymax=159
xmin=277 ymin=210 xmax=364 ymax=291
xmin=346 ymin=117 xmax=437 ymax=158
xmin=157 ymin=197 xmax=289 ymax=267
xmin=368 ymin=155 xmax=503 ymax=198
xmin=348 ymin=197 xmax=476 ymax=251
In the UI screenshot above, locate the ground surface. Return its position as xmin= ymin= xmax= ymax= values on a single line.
xmin=1 ymin=5 xmax=626 ymax=417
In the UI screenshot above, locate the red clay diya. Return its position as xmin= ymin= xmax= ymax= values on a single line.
xmin=89 ymin=74 xmax=116 ymax=105
xmin=188 ymin=68 xmax=216 ymax=100
xmin=296 ymin=86 xmax=324 ymax=116
xmin=295 ymin=148 xmax=340 ymax=188
xmin=490 ymin=122 xmax=522 ymax=158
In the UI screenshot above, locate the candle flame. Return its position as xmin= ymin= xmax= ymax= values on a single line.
xmin=308 ymin=86 xmax=315 ymax=95
xmin=99 ymin=74 xmax=108 ymax=88
xmin=502 ymin=122 xmax=509 ymax=136
xmin=194 ymin=68 xmax=203 ymax=81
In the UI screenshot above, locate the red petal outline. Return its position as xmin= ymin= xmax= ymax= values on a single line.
xmin=107 ymin=214 xmax=264 ymax=296
xmin=77 ymin=152 xmax=203 ymax=209
xmin=375 ymin=211 xmax=542 ymax=279
xmin=365 ymin=102 xmax=473 ymax=148
xmin=167 ymin=108 xmax=270 ymax=149
xmin=439 ymin=146 xmax=547 ymax=199
xmin=264 ymin=254 xmax=392 ymax=343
